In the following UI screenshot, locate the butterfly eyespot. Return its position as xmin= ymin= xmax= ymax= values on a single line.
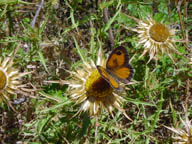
xmin=116 ymin=51 xmax=122 ymax=55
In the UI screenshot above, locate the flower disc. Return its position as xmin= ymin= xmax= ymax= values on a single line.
xmin=0 ymin=69 xmax=7 ymax=91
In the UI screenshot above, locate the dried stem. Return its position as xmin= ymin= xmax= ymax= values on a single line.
xmin=176 ymin=0 xmax=191 ymax=51
xmin=103 ymin=8 xmax=114 ymax=50
xmin=185 ymin=79 xmax=191 ymax=108
xmin=168 ymin=0 xmax=171 ymax=18
xmin=177 ymin=0 xmax=185 ymax=39
xmin=30 ymin=0 xmax=44 ymax=28
xmin=94 ymin=115 xmax=99 ymax=144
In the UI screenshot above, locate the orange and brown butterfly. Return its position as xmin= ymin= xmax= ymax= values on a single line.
xmin=96 ymin=46 xmax=134 ymax=91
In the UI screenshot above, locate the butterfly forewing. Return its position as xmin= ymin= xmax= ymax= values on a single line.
xmin=106 ymin=46 xmax=129 ymax=70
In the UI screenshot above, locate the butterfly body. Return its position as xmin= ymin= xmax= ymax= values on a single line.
xmin=96 ymin=46 xmax=133 ymax=91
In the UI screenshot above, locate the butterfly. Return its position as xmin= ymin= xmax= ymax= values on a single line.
xmin=96 ymin=46 xmax=134 ymax=91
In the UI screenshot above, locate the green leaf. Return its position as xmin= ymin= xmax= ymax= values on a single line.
xmin=38 ymin=50 xmax=49 ymax=73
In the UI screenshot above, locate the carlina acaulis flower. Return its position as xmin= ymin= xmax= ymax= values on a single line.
xmin=0 ymin=44 xmax=33 ymax=109
xmin=165 ymin=104 xmax=192 ymax=144
xmin=130 ymin=15 xmax=180 ymax=64
xmin=47 ymin=47 xmax=134 ymax=119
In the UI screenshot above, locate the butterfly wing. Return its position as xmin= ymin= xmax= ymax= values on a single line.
xmin=106 ymin=46 xmax=129 ymax=69
xmin=106 ymin=46 xmax=134 ymax=83
xmin=112 ymin=64 xmax=133 ymax=83
xmin=96 ymin=66 xmax=122 ymax=91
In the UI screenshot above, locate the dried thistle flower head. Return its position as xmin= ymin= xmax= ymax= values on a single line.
xmin=132 ymin=16 xmax=179 ymax=64
xmin=0 ymin=45 xmax=33 ymax=108
xmin=56 ymin=48 xmax=134 ymax=118
xmin=165 ymin=104 xmax=192 ymax=144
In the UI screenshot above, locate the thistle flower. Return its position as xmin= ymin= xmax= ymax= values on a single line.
xmin=189 ymin=56 xmax=192 ymax=65
xmin=0 ymin=46 xmax=32 ymax=108
xmin=56 ymin=48 xmax=133 ymax=117
xmin=132 ymin=16 xmax=179 ymax=63
xmin=165 ymin=105 xmax=192 ymax=144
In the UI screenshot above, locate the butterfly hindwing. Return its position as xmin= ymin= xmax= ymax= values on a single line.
xmin=113 ymin=64 xmax=134 ymax=83
xmin=106 ymin=46 xmax=133 ymax=83
xmin=96 ymin=66 xmax=122 ymax=91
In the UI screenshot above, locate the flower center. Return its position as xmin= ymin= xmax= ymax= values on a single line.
xmin=85 ymin=69 xmax=113 ymax=98
xmin=188 ymin=135 xmax=192 ymax=143
xmin=0 ymin=69 xmax=8 ymax=91
xmin=149 ymin=23 xmax=170 ymax=42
